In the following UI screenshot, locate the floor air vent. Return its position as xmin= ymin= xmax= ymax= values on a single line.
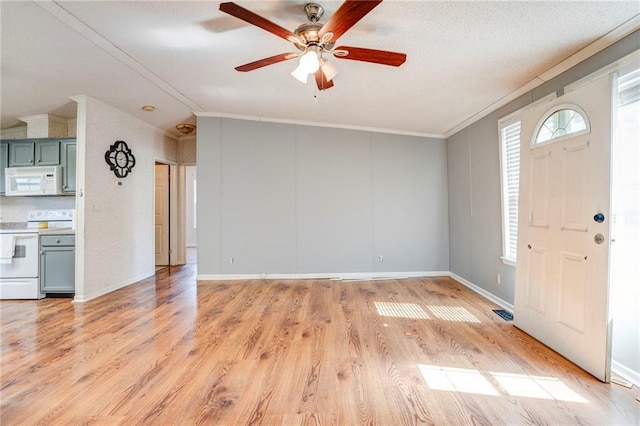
xmin=492 ymin=309 xmax=513 ymax=321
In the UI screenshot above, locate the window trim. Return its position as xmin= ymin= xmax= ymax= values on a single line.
xmin=498 ymin=117 xmax=522 ymax=266
xmin=498 ymin=93 xmax=557 ymax=266
xmin=531 ymin=103 xmax=591 ymax=147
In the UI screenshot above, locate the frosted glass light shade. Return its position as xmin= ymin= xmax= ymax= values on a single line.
xmin=320 ymin=58 xmax=339 ymax=82
xmin=300 ymin=50 xmax=320 ymax=73
xmin=291 ymin=50 xmax=321 ymax=84
xmin=291 ymin=63 xmax=309 ymax=83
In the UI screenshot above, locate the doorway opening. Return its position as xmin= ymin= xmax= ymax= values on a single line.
xmin=155 ymin=162 xmax=171 ymax=267
xmin=185 ymin=165 xmax=197 ymax=264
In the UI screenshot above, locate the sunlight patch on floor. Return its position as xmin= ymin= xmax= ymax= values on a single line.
xmin=418 ymin=365 xmax=588 ymax=403
xmin=374 ymin=303 xmax=481 ymax=322
xmin=426 ymin=306 xmax=481 ymax=323
xmin=491 ymin=372 xmax=587 ymax=403
xmin=418 ymin=365 xmax=499 ymax=396
xmin=374 ymin=302 xmax=430 ymax=319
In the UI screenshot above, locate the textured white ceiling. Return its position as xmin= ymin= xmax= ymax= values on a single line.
xmin=1 ymin=1 xmax=639 ymax=137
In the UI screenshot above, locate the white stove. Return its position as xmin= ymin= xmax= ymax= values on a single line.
xmin=27 ymin=209 xmax=75 ymax=230
xmin=0 ymin=209 xmax=74 ymax=299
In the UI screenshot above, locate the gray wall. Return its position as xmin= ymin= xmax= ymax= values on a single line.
xmin=446 ymin=30 xmax=640 ymax=305
xmin=197 ymin=118 xmax=449 ymax=275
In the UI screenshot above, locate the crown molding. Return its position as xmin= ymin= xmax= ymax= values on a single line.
xmin=195 ymin=112 xmax=446 ymax=140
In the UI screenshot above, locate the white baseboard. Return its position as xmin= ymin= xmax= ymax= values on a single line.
xmin=612 ymin=360 xmax=640 ymax=388
xmin=447 ymin=272 xmax=514 ymax=313
xmin=73 ymin=270 xmax=155 ymax=303
xmin=197 ymin=271 xmax=450 ymax=281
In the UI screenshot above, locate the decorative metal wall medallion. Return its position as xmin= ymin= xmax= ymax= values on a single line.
xmin=105 ymin=140 xmax=136 ymax=178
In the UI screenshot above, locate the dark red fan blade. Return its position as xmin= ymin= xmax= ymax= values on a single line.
xmin=219 ymin=2 xmax=299 ymax=43
xmin=314 ymin=69 xmax=335 ymax=90
xmin=334 ymin=46 xmax=406 ymax=67
xmin=318 ymin=0 xmax=382 ymax=43
xmin=235 ymin=53 xmax=298 ymax=72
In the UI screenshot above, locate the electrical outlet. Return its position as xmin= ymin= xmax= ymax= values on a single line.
xmin=229 ymin=257 xmax=234 ymax=264
xmin=496 ymin=274 xmax=501 ymax=285
xmin=378 ymin=255 xmax=384 ymax=262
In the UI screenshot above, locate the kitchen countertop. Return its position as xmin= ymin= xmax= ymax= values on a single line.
xmin=0 ymin=222 xmax=37 ymax=234
xmin=0 ymin=222 xmax=28 ymax=230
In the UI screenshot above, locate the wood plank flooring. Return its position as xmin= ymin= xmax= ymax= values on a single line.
xmin=1 ymin=265 xmax=639 ymax=425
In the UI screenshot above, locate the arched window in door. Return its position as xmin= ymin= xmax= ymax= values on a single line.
xmin=533 ymin=105 xmax=590 ymax=145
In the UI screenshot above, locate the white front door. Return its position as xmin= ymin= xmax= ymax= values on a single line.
xmin=514 ymin=75 xmax=613 ymax=382
xmin=155 ymin=163 xmax=170 ymax=266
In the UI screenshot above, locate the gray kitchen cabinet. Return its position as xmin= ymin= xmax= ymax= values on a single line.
xmin=61 ymin=140 xmax=76 ymax=193
xmin=35 ymin=140 xmax=61 ymax=165
xmin=9 ymin=141 xmax=35 ymax=166
xmin=40 ymin=235 xmax=75 ymax=294
xmin=0 ymin=141 xmax=8 ymax=194
xmin=8 ymin=139 xmax=60 ymax=166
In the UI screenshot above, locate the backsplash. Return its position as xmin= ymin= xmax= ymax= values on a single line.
xmin=0 ymin=196 xmax=75 ymax=222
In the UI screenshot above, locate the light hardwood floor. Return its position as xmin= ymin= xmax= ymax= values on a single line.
xmin=1 ymin=265 xmax=638 ymax=425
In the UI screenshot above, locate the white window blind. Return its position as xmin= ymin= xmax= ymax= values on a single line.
xmin=500 ymin=120 xmax=521 ymax=262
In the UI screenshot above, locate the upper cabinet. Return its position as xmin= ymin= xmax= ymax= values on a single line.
xmin=61 ymin=140 xmax=76 ymax=193
xmin=8 ymin=139 xmax=61 ymax=166
xmin=9 ymin=141 xmax=35 ymax=166
xmin=36 ymin=140 xmax=61 ymax=165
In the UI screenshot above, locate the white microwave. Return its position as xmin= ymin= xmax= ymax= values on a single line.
xmin=5 ymin=166 xmax=63 ymax=196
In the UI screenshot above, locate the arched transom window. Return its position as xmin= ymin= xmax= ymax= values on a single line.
xmin=534 ymin=105 xmax=589 ymax=144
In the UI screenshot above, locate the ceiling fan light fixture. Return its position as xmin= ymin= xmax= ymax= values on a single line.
xmin=320 ymin=58 xmax=339 ymax=82
xmin=176 ymin=123 xmax=196 ymax=134
xmin=220 ymin=1 xmax=406 ymax=91
xmin=291 ymin=49 xmax=320 ymax=84
xmin=291 ymin=63 xmax=310 ymax=83
xmin=299 ymin=49 xmax=320 ymax=73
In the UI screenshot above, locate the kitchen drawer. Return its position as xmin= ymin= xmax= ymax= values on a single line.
xmin=40 ymin=235 xmax=75 ymax=247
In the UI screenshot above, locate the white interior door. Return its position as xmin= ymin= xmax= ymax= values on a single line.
xmin=514 ymin=75 xmax=613 ymax=382
xmin=155 ymin=163 xmax=170 ymax=266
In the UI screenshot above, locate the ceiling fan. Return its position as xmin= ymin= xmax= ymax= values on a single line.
xmin=219 ymin=0 xmax=407 ymax=90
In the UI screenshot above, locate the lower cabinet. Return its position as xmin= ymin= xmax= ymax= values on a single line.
xmin=40 ymin=235 xmax=75 ymax=294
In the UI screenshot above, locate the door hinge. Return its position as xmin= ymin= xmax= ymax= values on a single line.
xmin=168 ymin=249 xmax=172 ymax=255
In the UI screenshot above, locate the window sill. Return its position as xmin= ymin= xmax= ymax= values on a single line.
xmin=501 ymin=257 xmax=516 ymax=267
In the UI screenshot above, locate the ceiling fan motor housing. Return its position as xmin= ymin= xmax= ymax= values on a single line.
xmin=294 ymin=23 xmax=324 ymax=46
